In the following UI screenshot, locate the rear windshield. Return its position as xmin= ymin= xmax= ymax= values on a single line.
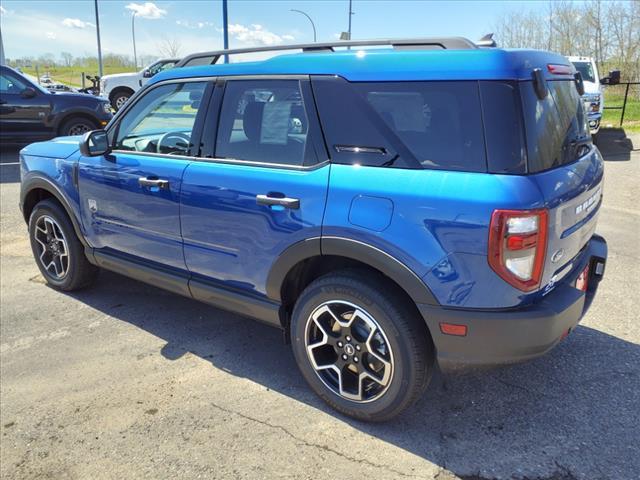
xmin=521 ymin=80 xmax=590 ymax=173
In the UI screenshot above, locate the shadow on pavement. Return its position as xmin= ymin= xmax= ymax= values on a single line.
xmin=596 ymin=128 xmax=636 ymax=162
xmin=66 ymin=270 xmax=640 ymax=479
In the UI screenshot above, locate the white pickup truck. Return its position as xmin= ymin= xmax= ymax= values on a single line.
xmin=568 ymin=56 xmax=620 ymax=137
xmin=99 ymin=58 xmax=178 ymax=110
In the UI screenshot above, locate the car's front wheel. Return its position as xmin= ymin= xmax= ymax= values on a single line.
xmin=111 ymin=91 xmax=131 ymax=111
xmin=28 ymin=199 xmax=98 ymax=291
xmin=59 ymin=117 xmax=97 ymax=136
xmin=291 ymin=269 xmax=434 ymax=421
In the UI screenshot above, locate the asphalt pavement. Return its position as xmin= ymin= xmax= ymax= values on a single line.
xmin=1 ymin=130 xmax=639 ymax=480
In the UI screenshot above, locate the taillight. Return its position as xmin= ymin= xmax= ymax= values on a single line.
xmin=488 ymin=209 xmax=548 ymax=292
xmin=547 ymin=64 xmax=573 ymax=75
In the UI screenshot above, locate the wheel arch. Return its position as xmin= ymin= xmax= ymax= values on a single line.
xmin=55 ymin=111 xmax=99 ymax=136
xmin=21 ymin=176 xmax=88 ymax=248
xmin=267 ymin=237 xmax=439 ymax=330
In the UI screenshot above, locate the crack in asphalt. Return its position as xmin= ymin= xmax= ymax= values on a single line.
xmin=208 ymin=401 xmax=426 ymax=479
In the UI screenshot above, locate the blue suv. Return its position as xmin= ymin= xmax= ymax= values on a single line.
xmin=19 ymin=38 xmax=607 ymax=421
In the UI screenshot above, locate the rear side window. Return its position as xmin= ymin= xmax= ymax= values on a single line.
xmin=215 ymin=80 xmax=314 ymax=166
xmin=312 ymin=77 xmax=487 ymax=172
xmin=521 ymin=80 xmax=590 ymax=173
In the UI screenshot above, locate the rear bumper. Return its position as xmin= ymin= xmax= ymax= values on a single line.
xmin=419 ymin=234 xmax=607 ymax=372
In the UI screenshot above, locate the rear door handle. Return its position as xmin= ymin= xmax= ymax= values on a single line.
xmin=256 ymin=194 xmax=300 ymax=209
xmin=138 ymin=177 xmax=169 ymax=190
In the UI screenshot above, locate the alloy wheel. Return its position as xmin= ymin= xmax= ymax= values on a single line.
xmin=33 ymin=215 xmax=70 ymax=280
xmin=305 ymin=300 xmax=394 ymax=402
xmin=67 ymin=122 xmax=92 ymax=136
xmin=115 ymin=95 xmax=129 ymax=109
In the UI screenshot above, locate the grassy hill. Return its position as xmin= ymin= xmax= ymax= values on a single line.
xmin=20 ymin=65 xmax=136 ymax=88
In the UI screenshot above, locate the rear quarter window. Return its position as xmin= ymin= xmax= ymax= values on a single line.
xmin=312 ymin=77 xmax=487 ymax=172
xmin=479 ymin=81 xmax=526 ymax=174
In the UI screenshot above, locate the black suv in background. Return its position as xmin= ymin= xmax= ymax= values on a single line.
xmin=0 ymin=65 xmax=113 ymax=144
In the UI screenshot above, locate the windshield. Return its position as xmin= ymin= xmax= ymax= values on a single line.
xmin=147 ymin=60 xmax=177 ymax=76
xmin=572 ymin=61 xmax=596 ymax=83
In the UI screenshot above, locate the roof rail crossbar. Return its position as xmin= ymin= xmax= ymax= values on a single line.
xmin=176 ymin=36 xmax=478 ymax=67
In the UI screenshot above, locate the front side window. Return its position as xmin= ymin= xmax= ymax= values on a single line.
xmin=0 ymin=71 xmax=29 ymax=94
xmin=215 ymin=80 xmax=313 ymax=166
xmin=114 ymin=81 xmax=207 ymax=155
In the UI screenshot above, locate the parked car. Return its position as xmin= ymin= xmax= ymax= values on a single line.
xmin=39 ymin=74 xmax=53 ymax=85
xmin=568 ymin=56 xmax=620 ymax=137
xmin=19 ymin=38 xmax=607 ymax=421
xmin=45 ymin=83 xmax=77 ymax=93
xmin=99 ymin=58 xmax=178 ymax=111
xmin=1 ymin=65 xmax=112 ymax=144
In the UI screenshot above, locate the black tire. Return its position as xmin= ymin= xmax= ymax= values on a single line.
xmin=28 ymin=199 xmax=98 ymax=291
xmin=111 ymin=90 xmax=132 ymax=111
xmin=59 ymin=116 xmax=97 ymax=137
xmin=290 ymin=269 xmax=434 ymax=422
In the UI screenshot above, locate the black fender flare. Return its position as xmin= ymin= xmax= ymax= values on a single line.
xmin=266 ymin=236 xmax=439 ymax=306
xmin=20 ymin=174 xmax=89 ymax=248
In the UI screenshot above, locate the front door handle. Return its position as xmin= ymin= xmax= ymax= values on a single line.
xmin=138 ymin=177 xmax=169 ymax=190
xmin=256 ymin=194 xmax=300 ymax=210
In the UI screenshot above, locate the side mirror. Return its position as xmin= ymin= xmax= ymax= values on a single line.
xmin=20 ymin=87 xmax=37 ymax=98
xmin=79 ymin=130 xmax=110 ymax=157
xmin=608 ymin=69 xmax=621 ymax=85
xmin=574 ymin=72 xmax=585 ymax=96
xmin=601 ymin=69 xmax=621 ymax=86
xmin=142 ymin=69 xmax=153 ymax=78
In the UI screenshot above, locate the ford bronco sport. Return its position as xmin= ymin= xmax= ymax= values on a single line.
xmin=19 ymin=38 xmax=607 ymax=421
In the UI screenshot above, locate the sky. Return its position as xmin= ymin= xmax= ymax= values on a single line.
xmin=0 ymin=0 xmax=571 ymax=63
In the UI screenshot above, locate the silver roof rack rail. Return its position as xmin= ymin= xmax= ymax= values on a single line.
xmin=176 ymin=36 xmax=479 ymax=67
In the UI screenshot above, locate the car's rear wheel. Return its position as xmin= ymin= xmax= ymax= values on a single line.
xmin=59 ymin=117 xmax=96 ymax=137
xmin=291 ymin=269 xmax=434 ymax=421
xmin=28 ymin=199 xmax=98 ymax=291
xmin=111 ymin=91 xmax=131 ymax=111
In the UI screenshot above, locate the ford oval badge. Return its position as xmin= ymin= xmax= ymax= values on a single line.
xmin=551 ymin=248 xmax=565 ymax=264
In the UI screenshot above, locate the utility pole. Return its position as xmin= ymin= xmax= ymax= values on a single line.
xmin=0 ymin=26 xmax=6 ymax=66
xmin=222 ymin=0 xmax=229 ymax=63
xmin=94 ymin=0 xmax=103 ymax=77
xmin=131 ymin=12 xmax=138 ymax=69
xmin=348 ymin=0 xmax=353 ymax=39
